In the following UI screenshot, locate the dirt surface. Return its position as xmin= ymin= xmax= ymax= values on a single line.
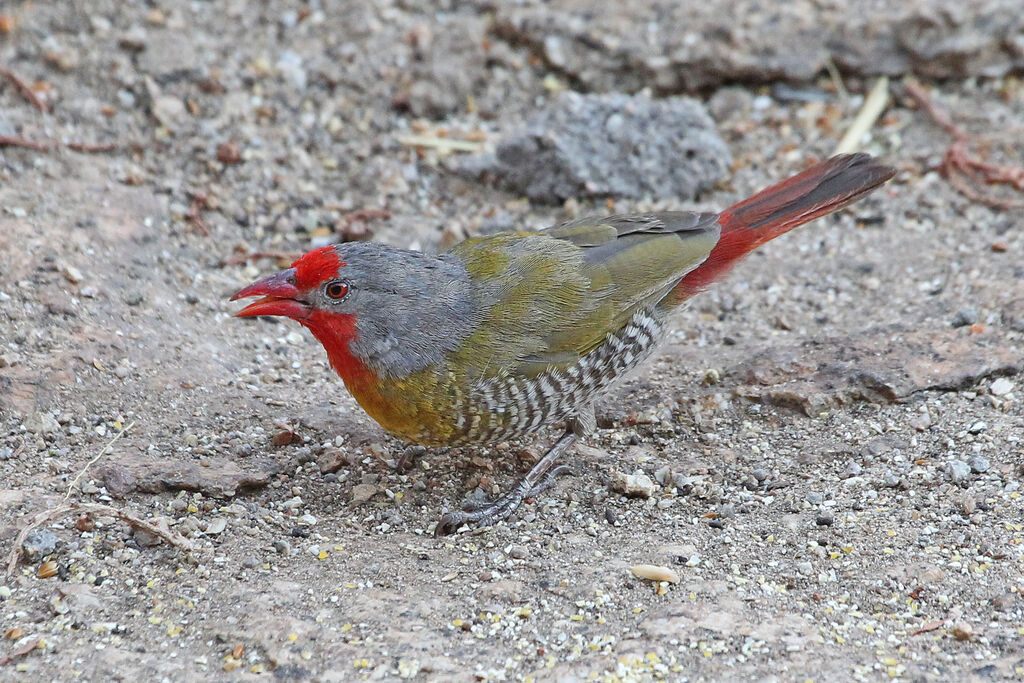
xmin=2 ymin=1 xmax=1023 ymax=681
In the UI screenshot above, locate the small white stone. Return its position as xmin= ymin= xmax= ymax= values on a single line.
xmin=62 ymin=265 xmax=85 ymax=283
xmin=990 ymin=378 xmax=1014 ymax=396
xmin=204 ymin=518 xmax=227 ymax=535
xmin=611 ymin=471 xmax=656 ymax=498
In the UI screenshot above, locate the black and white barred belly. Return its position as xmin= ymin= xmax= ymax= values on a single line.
xmin=449 ymin=308 xmax=665 ymax=445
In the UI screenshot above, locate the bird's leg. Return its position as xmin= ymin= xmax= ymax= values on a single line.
xmin=433 ymin=431 xmax=576 ymax=536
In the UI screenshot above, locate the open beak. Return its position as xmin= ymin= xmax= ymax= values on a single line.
xmin=230 ymin=268 xmax=311 ymax=320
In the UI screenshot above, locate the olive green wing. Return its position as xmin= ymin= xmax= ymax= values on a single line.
xmin=448 ymin=213 xmax=720 ymax=379
xmin=537 ymin=212 xmax=721 ymax=357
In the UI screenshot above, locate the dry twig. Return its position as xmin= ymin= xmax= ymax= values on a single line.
xmin=904 ymin=80 xmax=1024 ymax=210
xmin=397 ymin=135 xmax=485 ymax=153
xmin=0 ymin=66 xmax=49 ymax=112
xmin=186 ymin=194 xmax=211 ymax=236
xmin=0 ymin=135 xmax=116 ymax=153
xmin=64 ymin=422 xmax=134 ymax=500
xmin=5 ymin=502 xmax=193 ymax=576
xmin=833 ymin=76 xmax=889 ymax=155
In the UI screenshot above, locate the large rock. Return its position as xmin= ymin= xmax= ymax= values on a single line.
xmin=730 ymin=326 xmax=1022 ymax=415
xmin=98 ymin=455 xmax=278 ymax=498
xmin=461 ymin=92 xmax=730 ymax=202
xmin=492 ymin=0 xmax=1024 ymax=91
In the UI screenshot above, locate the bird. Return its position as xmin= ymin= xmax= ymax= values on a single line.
xmin=231 ymin=153 xmax=895 ymax=535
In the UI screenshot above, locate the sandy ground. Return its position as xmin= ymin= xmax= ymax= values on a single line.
xmin=1 ymin=1 xmax=1022 ymax=680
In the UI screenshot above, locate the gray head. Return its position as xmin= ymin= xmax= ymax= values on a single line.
xmin=231 ymin=243 xmax=477 ymax=379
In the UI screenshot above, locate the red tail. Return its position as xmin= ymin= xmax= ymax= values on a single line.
xmin=670 ymin=153 xmax=895 ymax=304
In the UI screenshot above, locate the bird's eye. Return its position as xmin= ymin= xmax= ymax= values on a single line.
xmin=325 ymin=281 xmax=349 ymax=299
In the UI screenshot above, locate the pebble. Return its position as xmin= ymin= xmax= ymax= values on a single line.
xmin=350 ymin=483 xmax=378 ymax=505
xmin=966 ymin=421 xmax=987 ymax=434
xmin=62 ymin=265 xmax=85 ymax=283
xmin=947 ymin=460 xmax=971 ymax=484
xmin=909 ymin=412 xmax=932 ymax=431
xmin=806 ymin=492 xmax=823 ymax=505
xmin=630 ymin=564 xmax=680 ymax=584
xmin=611 ymin=471 xmax=656 ymax=498
xmin=950 ymin=308 xmax=978 ymax=327
xmin=23 ymin=529 xmax=60 ymax=561
xmin=815 ymin=512 xmax=834 ymax=526
xmin=242 ymin=556 xmax=260 ymax=569
xmin=507 ymin=546 xmax=528 ymax=560
xmin=123 ymin=291 xmax=145 ymax=306
xmin=843 ymin=461 xmax=862 ymax=478
xmin=273 ymin=540 xmax=291 ymax=554
xmin=28 ymin=412 xmax=61 ymax=435
xmin=204 ymin=518 xmax=227 ymax=535
xmin=989 ymin=378 xmax=1014 ymax=396
xmin=967 ymin=455 xmax=989 ymax=474
xmin=0 ymin=586 xmax=10 ymax=599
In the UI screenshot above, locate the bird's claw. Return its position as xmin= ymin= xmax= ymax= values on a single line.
xmin=432 ymin=465 xmax=573 ymax=536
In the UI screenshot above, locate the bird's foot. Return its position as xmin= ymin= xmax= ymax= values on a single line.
xmin=433 ymin=465 xmax=572 ymax=535
xmin=433 ymin=432 xmax=576 ymax=536
xmin=395 ymin=445 xmax=427 ymax=473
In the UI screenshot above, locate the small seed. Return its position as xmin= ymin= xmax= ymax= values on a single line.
xmin=232 ymin=644 xmax=244 ymax=659
xmin=5 ymin=626 xmax=24 ymax=640
xmin=37 ymin=560 xmax=58 ymax=579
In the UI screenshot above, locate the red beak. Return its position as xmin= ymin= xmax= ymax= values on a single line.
xmin=230 ymin=268 xmax=312 ymax=320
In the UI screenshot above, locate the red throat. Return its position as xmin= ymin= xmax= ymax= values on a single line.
xmin=301 ymin=310 xmax=375 ymax=389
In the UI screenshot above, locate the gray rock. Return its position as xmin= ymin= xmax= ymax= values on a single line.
xmin=951 ymin=308 xmax=978 ymax=328
xmin=507 ymin=545 xmax=529 ymax=560
xmin=461 ymin=92 xmax=730 ymax=203
xmin=815 ymin=512 xmax=834 ymax=526
xmin=947 ymin=460 xmax=972 ymax=484
xmin=23 ymin=529 xmax=60 ymax=561
xmin=968 ymin=455 xmax=990 ymax=474
xmin=494 ymin=1 xmax=1024 ymax=92
xmin=27 ymin=412 xmax=61 ymax=435
xmin=732 ymin=326 xmax=1021 ymax=416
xmin=98 ymin=455 xmax=277 ymax=498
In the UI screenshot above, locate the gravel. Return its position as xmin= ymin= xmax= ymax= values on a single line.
xmin=0 ymin=1 xmax=1021 ymax=680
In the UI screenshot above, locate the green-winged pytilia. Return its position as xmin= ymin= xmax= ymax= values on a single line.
xmin=232 ymin=153 xmax=895 ymax=535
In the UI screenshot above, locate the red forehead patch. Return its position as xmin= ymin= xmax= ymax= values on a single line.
xmin=291 ymin=246 xmax=344 ymax=291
